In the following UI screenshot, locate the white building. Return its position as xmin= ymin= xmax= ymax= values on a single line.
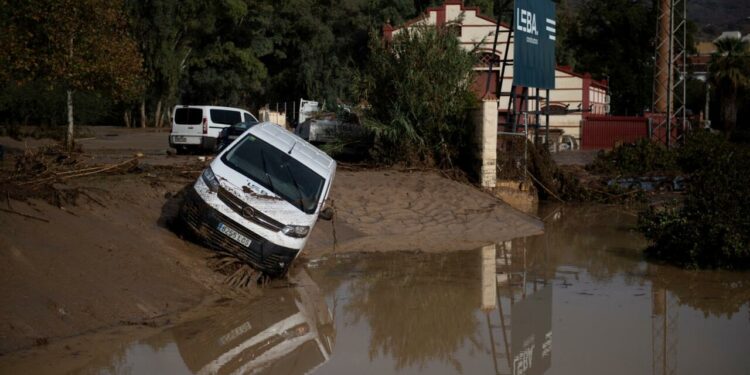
xmin=383 ymin=0 xmax=610 ymax=142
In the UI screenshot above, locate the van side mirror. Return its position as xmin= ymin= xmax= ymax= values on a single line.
xmin=319 ymin=207 xmax=334 ymax=221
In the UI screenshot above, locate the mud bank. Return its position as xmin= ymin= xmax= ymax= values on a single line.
xmin=306 ymin=170 xmax=543 ymax=256
xmin=0 ymin=165 xmax=542 ymax=355
xmin=0 ymin=174 xmax=236 ymax=354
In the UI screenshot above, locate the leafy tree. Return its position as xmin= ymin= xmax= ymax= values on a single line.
xmin=709 ymin=37 xmax=750 ymax=135
xmin=464 ymin=0 xmax=493 ymax=16
xmin=260 ymin=0 xmax=329 ymax=103
xmin=363 ymin=25 xmax=478 ymax=167
xmin=260 ymin=0 xmax=416 ymax=106
xmin=0 ymin=0 xmax=143 ymax=148
xmin=563 ymin=0 xmax=654 ymax=115
xmin=179 ymin=0 xmax=273 ymax=107
xmin=126 ymin=0 xmax=200 ymax=127
xmin=413 ymin=0 xmax=494 ymax=18
xmin=554 ymin=0 xmax=577 ymax=67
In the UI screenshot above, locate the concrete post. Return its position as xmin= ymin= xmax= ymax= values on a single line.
xmin=474 ymin=99 xmax=498 ymax=188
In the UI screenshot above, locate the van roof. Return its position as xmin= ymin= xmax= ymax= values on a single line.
xmin=249 ymin=122 xmax=336 ymax=178
xmin=174 ymin=105 xmax=250 ymax=112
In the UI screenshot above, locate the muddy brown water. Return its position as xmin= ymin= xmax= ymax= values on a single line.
xmin=3 ymin=204 xmax=750 ymax=374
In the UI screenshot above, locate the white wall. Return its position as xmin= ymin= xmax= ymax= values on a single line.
xmin=391 ymin=2 xmax=610 ymax=142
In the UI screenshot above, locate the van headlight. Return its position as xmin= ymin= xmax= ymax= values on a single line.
xmin=201 ymin=167 xmax=219 ymax=193
xmin=282 ymin=225 xmax=310 ymax=238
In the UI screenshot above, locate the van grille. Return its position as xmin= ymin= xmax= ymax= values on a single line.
xmin=217 ymin=186 xmax=285 ymax=232
xmin=181 ymin=189 xmax=297 ymax=276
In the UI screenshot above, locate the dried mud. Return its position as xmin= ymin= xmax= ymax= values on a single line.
xmin=0 ymin=138 xmax=542 ymax=356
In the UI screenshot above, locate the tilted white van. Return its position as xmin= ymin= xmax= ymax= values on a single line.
xmin=170 ymin=105 xmax=258 ymax=153
xmin=181 ymin=122 xmax=336 ymax=277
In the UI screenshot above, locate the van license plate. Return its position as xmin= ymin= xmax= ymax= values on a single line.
xmin=217 ymin=223 xmax=252 ymax=247
xmin=173 ymin=135 xmax=187 ymax=143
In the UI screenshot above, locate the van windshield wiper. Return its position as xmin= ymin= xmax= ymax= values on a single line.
xmin=283 ymin=159 xmax=306 ymax=211
xmin=259 ymin=148 xmax=276 ymax=195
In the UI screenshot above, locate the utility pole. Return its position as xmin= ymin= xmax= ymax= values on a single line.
xmin=651 ymin=0 xmax=688 ymax=147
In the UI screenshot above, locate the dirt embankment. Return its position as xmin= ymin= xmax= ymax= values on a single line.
xmin=0 ymin=139 xmax=542 ymax=355
xmin=0 ymin=172 xmax=237 ymax=354
xmin=306 ymin=169 xmax=543 ymax=255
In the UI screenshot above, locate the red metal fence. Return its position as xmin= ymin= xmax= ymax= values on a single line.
xmin=581 ymin=115 xmax=650 ymax=150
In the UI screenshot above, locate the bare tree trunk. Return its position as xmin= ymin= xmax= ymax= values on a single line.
xmin=66 ymin=89 xmax=74 ymax=150
xmin=123 ymin=110 xmax=131 ymax=128
xmin=140 ymin=98 xmax=147 ymax=128
xmin=154 ymin=99 xmax=163 ymax=128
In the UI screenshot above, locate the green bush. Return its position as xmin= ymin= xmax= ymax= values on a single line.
xmin=0 ymin=81 xmax=119 ymax=126
xmin=675 ymin=129 xmax=733 ymax=173
xmin=588 ymin=139 xmax=678 ymax=176
xmin=361 ymin=25 xmax=477 ymax=168
xmin=638 ymin=132 xmax=750 ymax=268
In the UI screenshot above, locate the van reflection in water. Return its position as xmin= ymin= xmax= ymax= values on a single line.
xmin=172 ymin=269 xmax=334 ymax=375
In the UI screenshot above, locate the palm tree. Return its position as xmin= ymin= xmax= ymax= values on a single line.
xmin=709 ymin=37 xmax=750 ymax=135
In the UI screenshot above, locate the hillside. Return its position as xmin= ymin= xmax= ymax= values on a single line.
xmin=566 ymin=0 xmax=750 ymax=39
xmin=689 ymin=0 xmax=750 ymax=37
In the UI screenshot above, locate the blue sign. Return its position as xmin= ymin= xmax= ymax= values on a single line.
xmin=513 ymin=0 xmax=556 ymax=89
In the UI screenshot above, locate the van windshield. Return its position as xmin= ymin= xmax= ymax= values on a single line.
xmin=221 ymin=135 xmax=325 ymax=214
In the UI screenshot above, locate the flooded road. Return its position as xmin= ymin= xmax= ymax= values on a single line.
xmin=4 ymin=204 xmax=750 ymax=374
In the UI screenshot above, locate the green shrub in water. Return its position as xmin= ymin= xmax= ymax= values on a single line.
xmin=638 ymin=132 xmax=750 ymax=268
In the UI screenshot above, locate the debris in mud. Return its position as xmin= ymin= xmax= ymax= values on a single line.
xmin=607 ymin=176 xmax=685 ymax=192
xmin=207 ymin=249 xmax=264 ymax=289
xmin=11 ymin=144 xmax=139 ymax=182
xmin=1 ymin=143 xmax=209 ymax=208
xmin=1 ymin=144 xmax=140 ymax=206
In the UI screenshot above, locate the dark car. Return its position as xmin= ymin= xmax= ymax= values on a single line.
xmin=216 ymin=120 xmax=259 ymax=152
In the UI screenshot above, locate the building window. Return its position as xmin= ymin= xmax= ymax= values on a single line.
xmin=541 ymin=104 xmax=569 ymax=115
xmin=478 ymin=52 xmax=501 ymax=67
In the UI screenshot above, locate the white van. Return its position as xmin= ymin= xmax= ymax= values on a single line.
xmin=170 ymin=105 xmax=258 ymax=153
xmin=181 ymin=122 xmax=336 ymax=277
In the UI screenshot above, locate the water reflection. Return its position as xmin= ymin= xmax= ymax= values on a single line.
xmin=336 ymin=251 xmax=482 ymax=372
xmin=307 ymin=204 xmax=749 ymax=375
xmin=174 ymin=269 xmax=334 ymax=375
xmin=80 ymin=268 xmax=335 ymax=375
xmin=540 ymin=204 xmax=750 ymax=318
xmin=482 ymin=242 xmax=552 ymax=375
xmin=649 ymin=263 xmax=750 ymax=319
xmin=299 ymin=239 xmax=556 ymax=375
xmin=534 ymin=204 xmax=648 ymax=283
xmin=6 ymin=204 xmax=749 ymax=375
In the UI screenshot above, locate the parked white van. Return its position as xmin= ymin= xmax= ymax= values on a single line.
xmin=170 ymin=105 xmax=258 ymax=153
xmin=181 ymin=122 xmax=336 ymax=277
